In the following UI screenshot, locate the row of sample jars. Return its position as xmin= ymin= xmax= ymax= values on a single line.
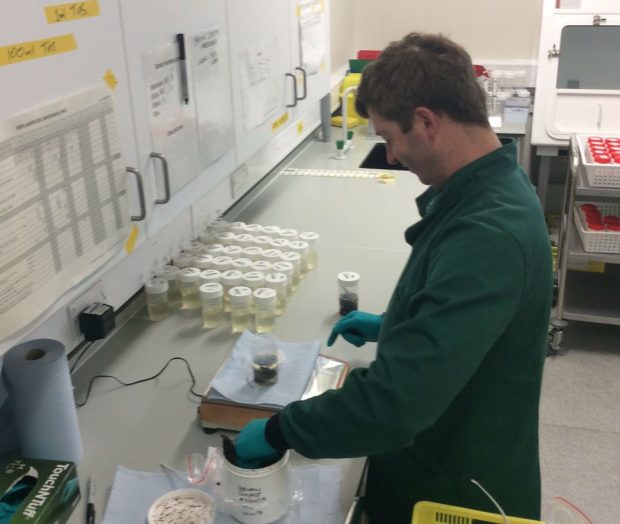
xmin=145 ymin=273 xmax=285 ymax=334
xmin=144 ymin=221 xmax=319 ymax=331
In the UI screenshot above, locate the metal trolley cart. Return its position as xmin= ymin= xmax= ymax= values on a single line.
xmin=550 ymin=134 xmax=620 ymax=353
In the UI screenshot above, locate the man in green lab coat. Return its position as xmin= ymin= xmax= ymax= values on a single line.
xmin=235 ymin=32 xmax=552 ymax=523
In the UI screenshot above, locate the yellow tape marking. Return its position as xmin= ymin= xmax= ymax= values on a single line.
xmin=103 ymin=69 xmax=118 ymax=90
xmin=45 ymin=1 xmax=100 ymax=23
xmin=377 ymin=172 xmax=397 ymax=183
xmin=271 ymin=112 xmax=289 ymax=132
xmin=125 ymin=225 xmax=139 ymax=253
xmin=0 ymin=34 xmax=77 ymax=66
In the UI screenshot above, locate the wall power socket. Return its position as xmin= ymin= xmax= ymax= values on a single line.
xmin=66 ymin=281 xmax=106 ymax=338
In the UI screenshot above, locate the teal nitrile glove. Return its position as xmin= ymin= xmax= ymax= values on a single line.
xmin=235 ymin=418 xmax=279 ymax=469
xmin=327 ymin=311 xmax=383 ymax=347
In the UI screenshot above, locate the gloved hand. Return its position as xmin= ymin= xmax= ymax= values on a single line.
xmin=327 ymin=311 xmax=383 ymax=347
xmin=235 ymin=418 xmax=279 ymax=469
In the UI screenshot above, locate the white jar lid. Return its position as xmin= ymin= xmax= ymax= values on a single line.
xmin=299 ymin=232 xmax=320 ymax=244
xmin=265 ymin=272 xmax=287 ymax=288
xmin=216 ymin=232 xmax=237 ymax=244
xmin=220 ymin=269 xmax=244 ymax=285
xmin=156 ymin=265 xmax=180 ymax=281
xmin=211 ymin=256 xmax=233 ymax=269
xmin=280 ymin=252 xmax=301 ymax=265
xmin=222 ymin=245 xmax=243 ymax=256
xmin=192 ymin=254 xmax=213 ymax=269
xmin=204 ymin=243 xmax=225 ymax=255
xmin=179 ymin=267 xmax=201 ymax=282
xmin=200 ymin=282 xmax=223 ymax=298
xmin=252 ymin=235 xmax=272 ymax=246
xmin=184 ymin=241 xmax=206 ymax=255
xmin=227 ymin=221 xmax=246 ymax=233
xmin=261 ymin=225 xmax=281 ymax=237
xmin=229 ymin=285 xmax=252 ymax=302
xmin=251 ymin=261 xmax=272 ymax=273
xmin=173 ymin=253 xmax=194 ymax=268
xmin=243 ymin=223 xmax=263 ymax=233
xmin=278 ymin=228 xmax=298 ymax=239
xmin=243 ymin=271 xmax=265 ymax=287
xmin=337 ymin=271 xmax=360 ymax=283
xmin=269 ymin=238 xmax=290 ymax=249
xmin=271 ymin=261 xmax=295 ymax=277
xmin=200 ymin=269 xmax=222 ymax=283
xmin=253 ymin=287 xmax=277 ymax=303
xmin=288 ymin=240 xmax=309 ymax=253
xmin=242 ymin=246 xmax=263 ymax=259
xmin=231 ymin=258 xmax=253 ymax=270
xmin=234 ymin=233 xmax=255 ymax=246
xmin=262 ymin=248 xmax=282 ymax=259
xmin=146 ymin=277 xmax=169 ymax=294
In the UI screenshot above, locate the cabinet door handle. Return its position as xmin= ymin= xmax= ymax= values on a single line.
xmin=286 ymin=72 xmax=298 ymax=107
xmin=126 ymin=167 xmax=146 ymax=221
xmin=295 ymin=66 xmax=307 ymax=101
xmin=150 ymin=153 xmax=171 ymax=204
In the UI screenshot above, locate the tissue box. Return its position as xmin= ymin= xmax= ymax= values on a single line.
xmin=0 ymin=457 xmax=80 ymax=524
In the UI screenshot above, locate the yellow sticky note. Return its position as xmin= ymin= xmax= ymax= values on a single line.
xmin=45 ymin=1 xmax=100 ymax=23
xmin=103 ymin=69 xmax=118 ymax=90
xmin=125 ymin=225 xmax=139 ymax=253
xmin=0 ymin=34 xmax=77 ymax=67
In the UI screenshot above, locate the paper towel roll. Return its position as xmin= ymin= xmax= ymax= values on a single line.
xmin=3 ymin=339 xmax=83 ymax=463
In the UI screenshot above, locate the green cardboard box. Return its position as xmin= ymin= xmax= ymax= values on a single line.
xmin=0 ymin=457 xmax=80 ymax=524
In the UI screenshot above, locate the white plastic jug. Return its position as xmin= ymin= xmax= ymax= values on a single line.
xmin=221 ymin=451 xmax=290 ymax=524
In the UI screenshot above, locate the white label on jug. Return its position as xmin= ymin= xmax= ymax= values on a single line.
xmin=238 ymin=486 xmax=266 ymax=505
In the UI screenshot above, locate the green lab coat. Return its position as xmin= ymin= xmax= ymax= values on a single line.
xmin=278 ymin=139 xmax=552 ymax=523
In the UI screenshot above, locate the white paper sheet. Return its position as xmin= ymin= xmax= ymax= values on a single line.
xmin=189 ymin=27 xmax=235 ymax=168
xmin=238 ymin=38 xmax=278 ymax=132
xmin=298 ymin=0 xmax=326 ymax=76
xmin=0 ymin=86 xmax=130 ymax=341
xmin=142 ymin=43 xmax=201 ymax=195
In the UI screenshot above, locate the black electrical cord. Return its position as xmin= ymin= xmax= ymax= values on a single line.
xmin=75 ymin=357 xmax=203 ymax=407
xmin=69 ymin=341 xmax=93 ymax=374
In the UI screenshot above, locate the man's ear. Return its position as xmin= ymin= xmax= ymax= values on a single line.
xmin=413 ymin=107 xmax=440 ymax=140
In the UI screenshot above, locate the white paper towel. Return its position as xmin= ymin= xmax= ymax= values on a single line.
xmin=3 ymin=339 xmax=83 ymax=463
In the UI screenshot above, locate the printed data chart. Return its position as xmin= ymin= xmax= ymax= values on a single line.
xmin=0 ymin=86 xmax=130 ymax=340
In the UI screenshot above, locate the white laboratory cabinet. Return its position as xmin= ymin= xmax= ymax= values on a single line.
xmin=0 ymin=1 xmax=331 ymax=353
xmin=117 ymin=0 xmax=237 ymax=238
xmin=532 ymin=0 xmax=620 ymax=149
xmin=227 ymin=0 xmax=330 ymax=166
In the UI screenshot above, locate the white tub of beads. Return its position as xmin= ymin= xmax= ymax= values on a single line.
xmin=148 ymin=489 xmax=215 ymax=524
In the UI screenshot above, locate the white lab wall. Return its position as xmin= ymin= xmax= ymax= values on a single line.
xmin=330 ymin=0 xmax=358 ymax=82
xmin=331 ymin=0 xmax=544 ymax=74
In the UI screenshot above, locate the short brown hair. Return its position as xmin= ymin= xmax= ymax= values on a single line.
xmin=356 ymin=33 xmax=488 ymax=132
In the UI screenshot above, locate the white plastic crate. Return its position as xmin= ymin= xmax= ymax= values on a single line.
xmin=577 ymin=134 xmax=620 ymax=188
xmin=573 ymin=202 xmax=620 ymax=253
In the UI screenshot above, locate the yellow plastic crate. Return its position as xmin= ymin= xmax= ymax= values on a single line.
xmin=412 ymin=501 xmax=544 ymax=524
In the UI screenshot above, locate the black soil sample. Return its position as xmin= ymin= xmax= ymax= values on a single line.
xmin=252 ymin=353 xmax=279 ymax=385
xmin=339 ymin=293 xmax=358 ymax=315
